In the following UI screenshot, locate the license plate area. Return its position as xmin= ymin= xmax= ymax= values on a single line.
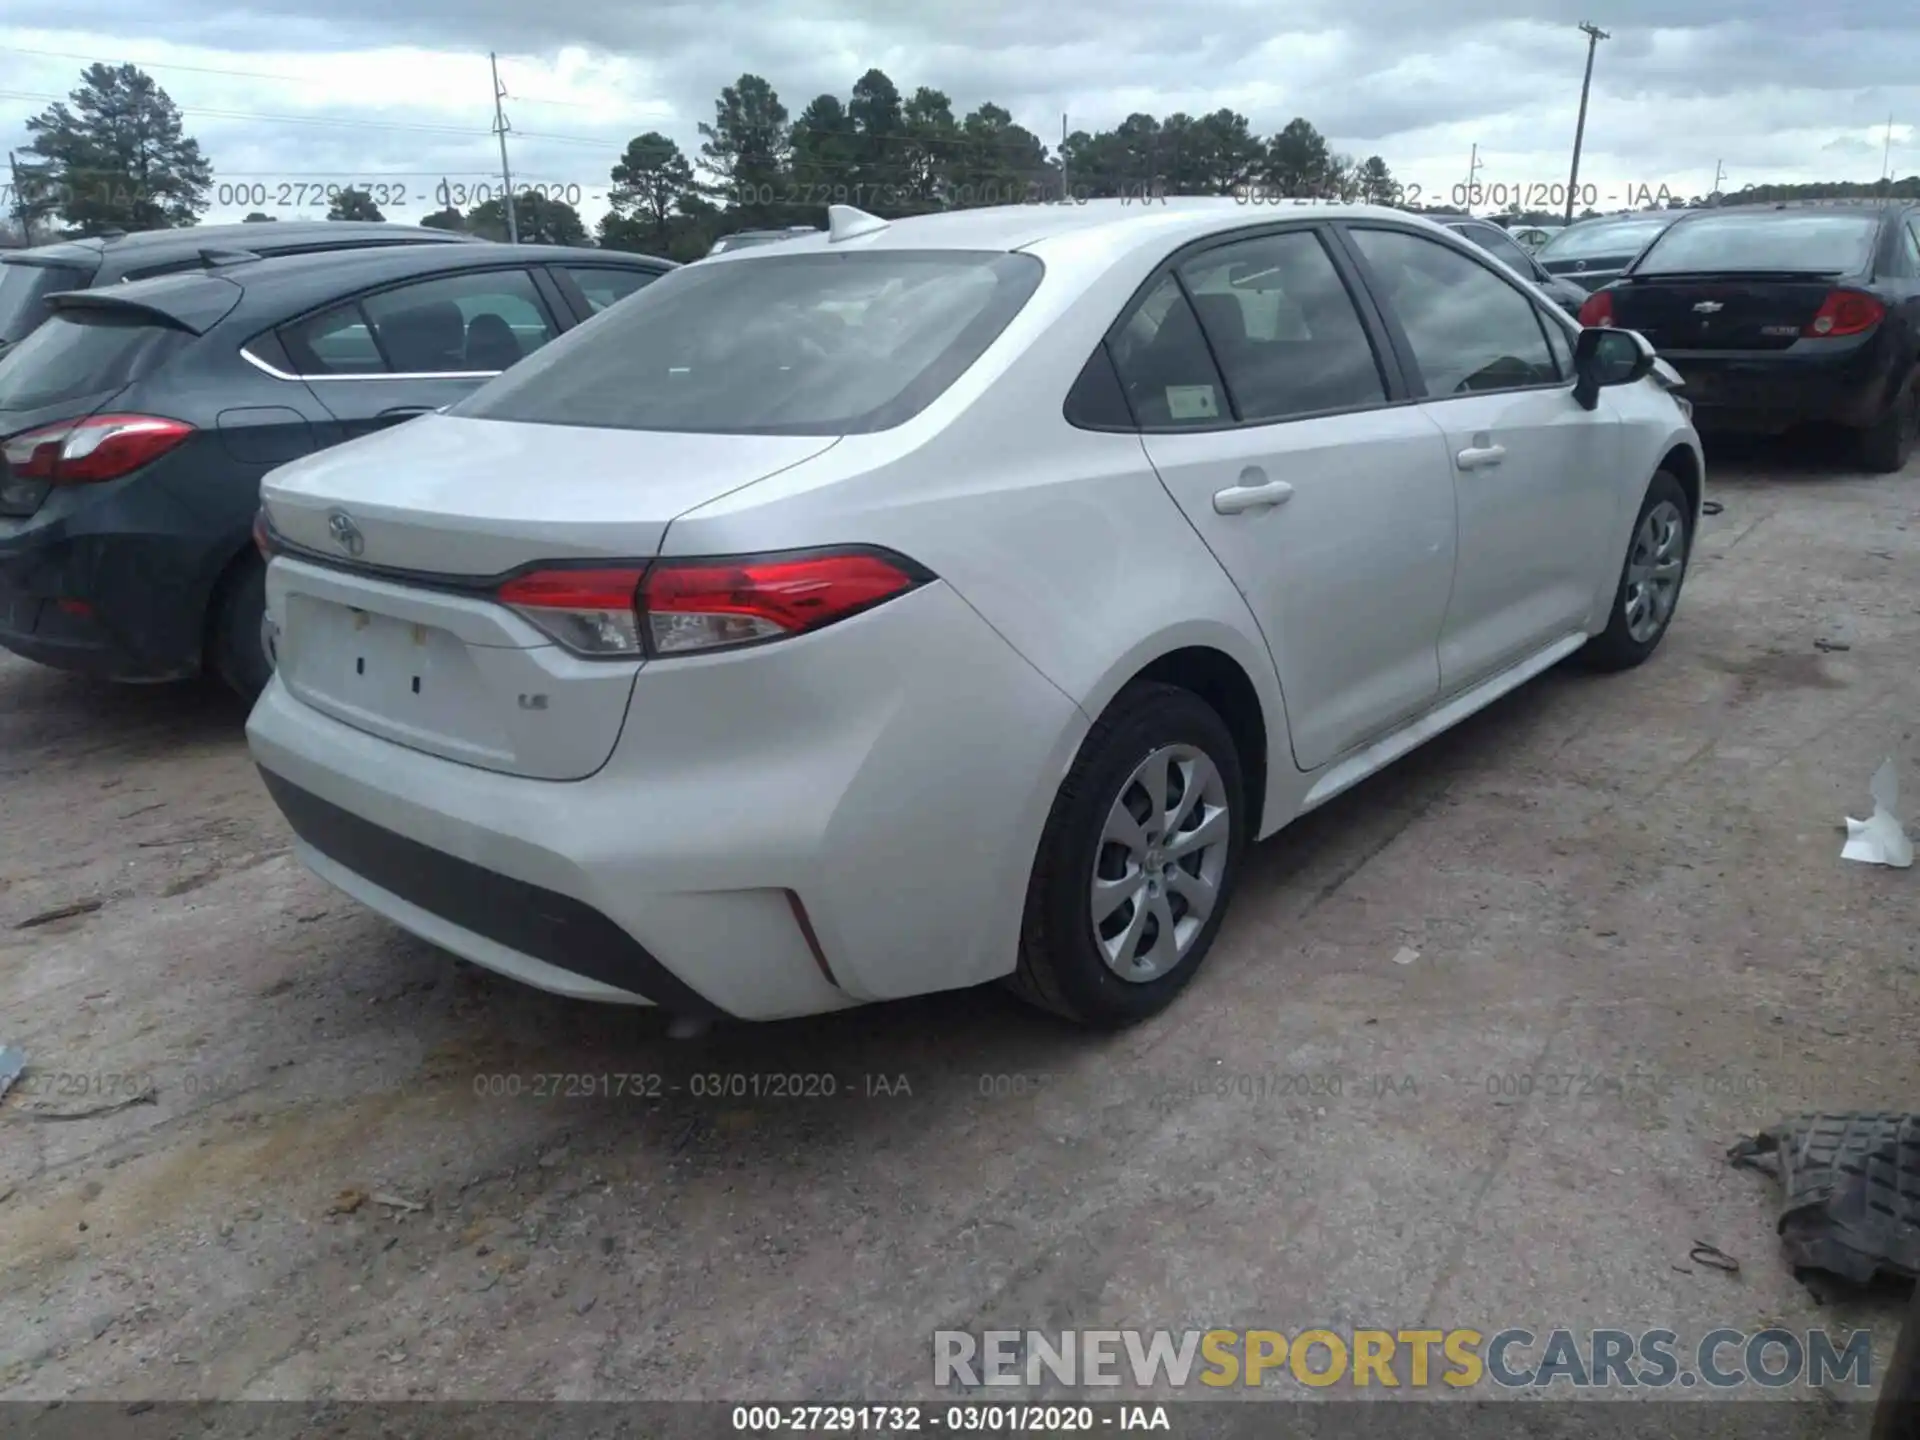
xmin=279 ymin=593 xmax=515 ymax=765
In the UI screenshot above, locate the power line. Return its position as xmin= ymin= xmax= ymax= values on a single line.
xmin=0 ymin=44 xmax=642 ymax=114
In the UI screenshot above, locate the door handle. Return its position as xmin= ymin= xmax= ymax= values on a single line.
xmin=1456 ymin=443 xmax=1507 ymax=470
xmin=1212 ymin=479 xmax=1295 ymax=515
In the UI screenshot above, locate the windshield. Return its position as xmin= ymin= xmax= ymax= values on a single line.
xmin=457 ymin=250 xmax=1044 ymax=436
xmin=1539 ymin=219 xmax=1671 ymax=262
xmin=0 ymin=260 xmax=93 ymax=346
xmin=1635 ymin=213 xmax=1880 ymax=275
xmin=0 ymin=309 xmax=188 ymax=415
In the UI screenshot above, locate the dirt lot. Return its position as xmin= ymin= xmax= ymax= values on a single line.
xmin=1 ymin=442 xmax=1917 ymax=1408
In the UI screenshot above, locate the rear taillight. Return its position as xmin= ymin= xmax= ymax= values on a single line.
xmin=1804 ymin=289 xmax=1884 ymax=338
xmin=1577 ymin=289 xmax=1614 ymax=327
xmin=496 ymin=549 xmax=928 ymax=659
xmin=497 ymin=567 xmax=647 ymax=655
xmin=0 ymin=414 xmax=194 ymax=485
xmin=252 ymin=507 xmax=276 ymax=561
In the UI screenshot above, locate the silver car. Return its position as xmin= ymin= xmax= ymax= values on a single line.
xmin=248 ymin=200 xmax=1703 ymax=1028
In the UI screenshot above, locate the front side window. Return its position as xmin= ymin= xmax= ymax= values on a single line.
xmin=457 ymin=250 xmax=1042 ymax=435
xmin=1176 ymin=231 xmax=1387 ymax=421
xmin=1459 ymin=224 xmax=1538 ymax=278
xmin=562 ymin=266 xmax=657 ymax=313
xmin=1348 ymin=227 xmax=1558 ymax=397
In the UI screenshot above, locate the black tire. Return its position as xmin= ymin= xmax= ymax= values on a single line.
xmin=1857 ymin=376 xmax=1919 ymax=475
xmin=1007 ymin=681 xmax=1246 ymax=1028
xmin=1578 ymin=468 xmax=1694 ymax=673
xmin=208 ymin=554 xmax=272 ymax=702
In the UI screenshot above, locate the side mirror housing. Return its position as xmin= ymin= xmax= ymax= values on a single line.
xmin=1572 ymin=326 xmax=1657 ymax=410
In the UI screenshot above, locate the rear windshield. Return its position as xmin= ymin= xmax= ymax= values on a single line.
xmin=1539 ymin=219 xmax=1671 ymax=261
xmin=0 ymin=309 xmax=188 ymax=415
xmin=1634 ymin=213 xmax=1881 ymax=275
xmin=455 ymin=250 xmax=1044 ymax=435
xmin=0 ymin=260 xmax=93 ymax=346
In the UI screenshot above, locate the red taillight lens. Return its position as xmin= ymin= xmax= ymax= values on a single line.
xmin=492 ymin=550 xmax=927 ymax=659
xmin=1577 ymin=289 xmax=1614 ymax=327
xmin=1803 ymin=289 xmax=1884 ymax=338
xmin=0 ymin=414 xmax=194 ymax=485
xmin=497 ymin=567 xmax=647 ymax=655
xmin=641 ymin=551 xmax=922 ymax=656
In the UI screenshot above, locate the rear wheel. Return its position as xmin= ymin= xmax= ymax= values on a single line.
xmin=209 ymin=554 xmax=272 ymax=702
xmin=1579 ymin=469 xmax=1692 ymax=673
xmin=1008 ymin=682 xmax=1245 ymax=1028
xmin=1857 ymin=376 xmax=1919 ymax=475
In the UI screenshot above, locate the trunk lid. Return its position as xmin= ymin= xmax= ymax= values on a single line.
xmin=261 ymin=414 xmax=840 ymax=779
xmin=1608 ymin=274 xmax=1840 ymax=352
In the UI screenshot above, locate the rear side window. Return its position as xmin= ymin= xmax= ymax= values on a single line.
xmin=1177 ymin=231 xmax=1387 ymax=422
xmin=1635 ymin=214 xmax=1880 ymax=275
xmin=1349 ymin=227 xmax=1558 ymax=397
xmin=280 ymin=269 xmax=558 ymax=376
xmin=0 ymin=310 xmax=187 ymax=414
xmin=562 ymin=266 xmax=657 ymax=312
xmin=0 ymin=261 xmax=93 ymax=345
xmin=1107 ymin=275 xmax=1229 ymax=428
xmin=457 ymin=251 xmax=1042 ymax=435
xmin=1458 ymin=224 xmax=1538 ymax=278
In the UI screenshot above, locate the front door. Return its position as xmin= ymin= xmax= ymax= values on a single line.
xmin=1341 ymin=224 xmax=1621 ymax=690
xmin=1115 ymin=226 xmax=1459 ymax=772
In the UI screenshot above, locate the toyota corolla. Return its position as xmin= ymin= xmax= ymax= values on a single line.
xmin=247 ymin=199 xmax=1703 ymax=1028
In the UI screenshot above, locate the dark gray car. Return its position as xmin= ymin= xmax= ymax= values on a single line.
xmin=0 ymin=241 xmax=672 ymax=696
xmin=1537 ymin=213 xmax=1682 ymax=293
xmin=0 ymin=220 xmax=481 ymax=354
xmin=1439 ymin=216 xmax=1589 ymax=317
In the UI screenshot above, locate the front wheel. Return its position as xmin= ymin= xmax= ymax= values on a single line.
xmin=1578 ymin=469 xmax=1693 ymax=673
xmin=1007 ymin=682 xmax=1246 ymax=1028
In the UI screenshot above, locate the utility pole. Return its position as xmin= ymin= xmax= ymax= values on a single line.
xmin=1711 ymin=158 xmax=1726 ymax=204
xmin=1061 ymin=114 xmax=1070 ymax=203
xmin=1462 ymin=143 xmax=1483 ymax=213
xmin=1883 ymin=113 xmax=1896 ymax=185
xmin=489 ymin=52 xmax=519 ymax=244
xmin=1565 ymin=22 xmax=1611 ymax=224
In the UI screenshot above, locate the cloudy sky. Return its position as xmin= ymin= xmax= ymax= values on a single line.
xmin=1 ymin=2 xmax=1915 ymax=231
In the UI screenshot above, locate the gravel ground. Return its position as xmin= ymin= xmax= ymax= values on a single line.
xmin=1 ymin=440 xmax=1917 ymax=1410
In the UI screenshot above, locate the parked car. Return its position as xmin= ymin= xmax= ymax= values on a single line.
xmin=247 ymin=199 xmax=1701 ymax=1029
xmin=0 ymin=241 xmax=672 ymax=697
xmin=1579 ymin=200 xmax=1920 ymax=472
xmin=705 ymin=227 xmax=821 ymax=257
xmin=1537 ymin=213 xmax=1681 ymax=292
xmin=0 ymin=221 xmax=481 ymax=354
xmin=1437 ymin=215 xmax=1588 ymax=316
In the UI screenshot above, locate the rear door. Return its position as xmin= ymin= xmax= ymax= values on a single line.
xmin=273 ymin=266 xmax=565 ymax=439
xmin=1119 ymin=223 xmax=1459 ymax=772
xmin=1340 ymin=223 xmax=1621 ymax=690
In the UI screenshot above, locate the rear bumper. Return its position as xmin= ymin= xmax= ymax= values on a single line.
xmin=247 ymin=579 xmax=1088 ymax=1020
xmin=0 ymin=464 xmax=247 ymax=682
xmin=1665 ymin=341 xmax=1899 ymax=433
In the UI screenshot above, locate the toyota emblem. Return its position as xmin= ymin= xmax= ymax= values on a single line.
xmin=326 ymin=510 xmax=365 ymax=558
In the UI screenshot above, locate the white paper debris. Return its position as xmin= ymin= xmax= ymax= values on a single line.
xmin=1841 ymin=758 xmax=1913 ymax=868
xmin=1391 ymin=947 xmax=1421 ymax=966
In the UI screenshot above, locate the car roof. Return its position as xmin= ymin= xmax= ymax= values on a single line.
xmin=3 ymin=219 xmax=477 ymax=269
xmin=699 ymin=198 xmax=1449 ymax=267
xmin=43 ymin=241 xmax=676 ymax=335
xmin=1667 ymin=199 xmax=1910 ymax=219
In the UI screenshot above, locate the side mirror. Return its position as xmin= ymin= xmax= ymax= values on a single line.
xmin=1572 ymin=325 xmax=1656 ymax=411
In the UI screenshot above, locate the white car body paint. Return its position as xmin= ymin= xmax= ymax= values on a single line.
xmin=247 ymin=198 xmax=1703 ymax=1019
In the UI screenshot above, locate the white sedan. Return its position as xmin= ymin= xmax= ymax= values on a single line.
xmin=247 ymin=199 xmax=1702 ymax=1028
